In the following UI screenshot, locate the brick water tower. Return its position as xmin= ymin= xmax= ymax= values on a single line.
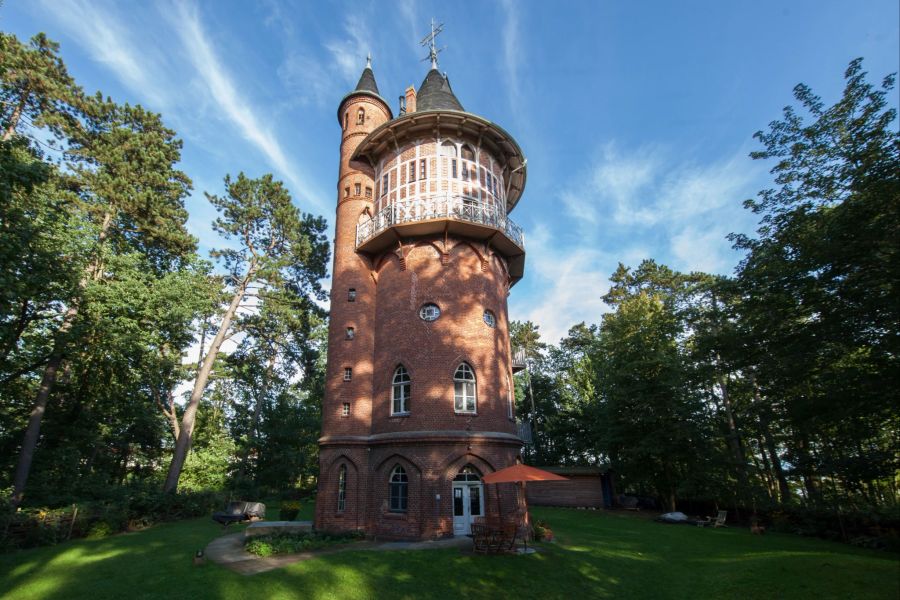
xmin=315 ymin=30 xmax=528 ymax=540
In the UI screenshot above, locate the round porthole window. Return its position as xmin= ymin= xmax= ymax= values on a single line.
xmin=419 ymin=303 xmax=441 ymax=321
xmin=483 ymin=309 xmax=496 ymax=328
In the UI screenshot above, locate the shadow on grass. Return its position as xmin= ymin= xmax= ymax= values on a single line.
xmin=1 ymin=508 xmax=897 ymax=600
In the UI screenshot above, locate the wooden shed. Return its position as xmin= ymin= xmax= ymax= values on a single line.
xmin=525 ymin=466 xmax=615 ymax=509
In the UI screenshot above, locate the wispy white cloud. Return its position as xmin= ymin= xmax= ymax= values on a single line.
xmin=515 ymin=143 xmax=761 ymax=342
xmin=510 ymin=225 xmax=615 ymax=345
xmin=37 ymin=0 xmax=168 ymax=107
xmin=277 ymin=14 xmax=373 ymax=109
xmin=397 ymin=0 xmax=421 ymax=55
xmin=167 ymin=1 xmax=323 ymax=211
xmin=324 ymin=14 xmax=372 ymax=84
xmin=562 ymin=142 xmax=759 ymax=270
xmin=499 ymin=0 xmax=523 ymax=112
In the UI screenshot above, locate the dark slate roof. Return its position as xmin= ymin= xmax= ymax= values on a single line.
xmin=354 ymin=66 xmax=380 ymax=95
xmin=416 ymin=69 xmax=464 ymax=112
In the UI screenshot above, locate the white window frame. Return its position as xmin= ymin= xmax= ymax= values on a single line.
xmin=343 ymin=367 xmax=352 ymax=381
xmin=419 ymin=303 xmax=441 ymax=321
xmin=389 ymin=465 xmax=408 ymax=512
xmin=454 ymin=363 xmax=477 ymax=413
xmin=337 ymin=465 xmax=347 ymax=511
xmin=392 ymin=365 xmax=411 ymax=415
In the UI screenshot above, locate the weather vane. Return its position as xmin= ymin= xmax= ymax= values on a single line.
xmin=420 ymin=18 xmax=446 ymax=69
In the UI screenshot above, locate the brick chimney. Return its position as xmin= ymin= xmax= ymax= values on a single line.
xmin=405 ymin=85 xmax=417 ymax=114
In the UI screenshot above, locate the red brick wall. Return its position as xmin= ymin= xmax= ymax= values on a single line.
xmin=317 ymin=440 xmax=521 ymax=540
xmin=316 ymin=87 xmax=524 ymax=541
xmin=526 ymin=475 xmax=606 ymax=508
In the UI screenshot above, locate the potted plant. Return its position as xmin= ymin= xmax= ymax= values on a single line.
xmin=279 ymin=500 xmax=301 ymax=521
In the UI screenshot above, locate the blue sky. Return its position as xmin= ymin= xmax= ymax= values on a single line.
xmin=4 ymin=0 xmax=898 ymax=343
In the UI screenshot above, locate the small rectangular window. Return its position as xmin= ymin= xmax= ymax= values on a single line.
xmin=451 ymin=159 xmax=457 ymax=179
xmin=344 ymin=367 xmax=352 ymax=381
xmin=348 ymin=288 xmax=356 ymax=302
xmin=486 ymin=173 xmax=493 ymax=195
xmin=346 ymin=327 xmax=355 ymax=339
xmin=344 ymin=187 xmax=350 ymax=198
xmin=382 ymin=174 xmax=388 ymax=196
xmin=342 ymin=403 xmax=350 ymax=417
xmin=355 ymin=183 xmax=361 ymax=196
xmin=420 ymin=159 xmax=426 ymax=179
xmin=409 ymin=161 xmax=416 ymax=182
xmin=462 ymin=163 xmax=468 ymax=181
xmin=365 ymin=186 xmax=372 ymax=198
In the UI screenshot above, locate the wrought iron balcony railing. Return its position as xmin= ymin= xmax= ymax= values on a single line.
xmin=356 ymin=194 xmax=525 ymax=251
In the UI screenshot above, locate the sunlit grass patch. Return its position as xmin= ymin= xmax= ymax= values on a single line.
xmin=0 ymin=507 xmax=896 ymax=600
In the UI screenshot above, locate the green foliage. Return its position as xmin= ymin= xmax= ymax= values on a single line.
xmin=508 ymin=61 xmax=898 ymax=522
xmin=178 ymin=429 xmax=236 ymax=494
xmin=0 ymin=32 xmax=326 ymax=507
xmin=0 ymin=487 xmax=223 ymax=552
xmin=243 ymin=530 xmax=364 ymax=557
xmin=279 ymin=500 xmax=302 ymax=521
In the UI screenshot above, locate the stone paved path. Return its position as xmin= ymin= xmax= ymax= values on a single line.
xmin=204 ymin=532 xmax=473 ymax=575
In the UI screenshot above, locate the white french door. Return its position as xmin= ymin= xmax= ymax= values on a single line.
xmin=452 ymin=483 xmax=484 ymax=536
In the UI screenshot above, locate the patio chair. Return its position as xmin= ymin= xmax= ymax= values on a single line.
xmin=698 ymin=510 xmax=727 ymax=528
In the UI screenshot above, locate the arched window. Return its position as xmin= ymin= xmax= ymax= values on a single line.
xmin=337 ymin=465 xmax=347 ymax=511
xmin=392 ymin=365 xmax=411 ymax=414
xmin=389 ymin=465 xmax=408 ymax=512
xmin=461 ymin=145 xmax=475 ymax=161
xmin=357 ymin=108 xmax=365 ymax=125
xmin=453 ymin=465 xmax=481 ymax=482
xmin=454 ymin=363 xmax=477 ymax=413
xmin=440 ymin=140 xmax=457 ymax=156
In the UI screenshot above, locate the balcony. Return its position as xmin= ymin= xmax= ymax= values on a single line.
xmin=355 ymin=194 xmax=526 ymax=281
xmin=511 ymin=348 xmax=527 ymax=373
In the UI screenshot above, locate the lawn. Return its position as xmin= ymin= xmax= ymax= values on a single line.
xmin=1 ymin=505 xmax=896 ymax=600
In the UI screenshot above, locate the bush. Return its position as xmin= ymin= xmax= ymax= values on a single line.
xmin=0 ymin=487 xmax=226 ymax=553
xmin=244 ymin=530 xmax=364 ymax=557
xmin=279 ymin=500 xmax=301 ymax=521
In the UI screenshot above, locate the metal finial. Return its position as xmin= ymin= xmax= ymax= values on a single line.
xmin=419 ymin=18 xmax=445 ymax=69
xmin=366 ymin=53 xmax=372 ymax=69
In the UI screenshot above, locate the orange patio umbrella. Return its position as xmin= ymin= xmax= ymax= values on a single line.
xmin=482 ymin=464 xmax=569 ymax=484
xmin=483 ymin=464 xmax=568 ymax=552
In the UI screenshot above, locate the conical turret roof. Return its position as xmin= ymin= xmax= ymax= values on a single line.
xmin=336 ymin=57 xmax=392 ymax=122
xmin=354 ymin=65 xmax=380 ymax=95
xmin=415 ymin=68 xmax=464 ymax=112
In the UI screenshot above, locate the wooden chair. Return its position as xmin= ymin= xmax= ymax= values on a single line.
xmin=698 ymin=510 xmax=728 ymax=528
xmin=711 ymin=510 xmax=727 ymax=527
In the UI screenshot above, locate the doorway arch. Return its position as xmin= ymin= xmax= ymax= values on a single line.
xmin=452 ymin=465 xmax=484 ymax=536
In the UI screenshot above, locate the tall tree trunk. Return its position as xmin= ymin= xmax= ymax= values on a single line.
xmin=2 ymin=95 xmax=26 ymax=141
xmin=759 ymin=411 xmax=791 ymax=504
xmin=9 ymin=212 xmax=113 ymax=508
xmin=10 ymin=304 xmax=76 ymax=508
xmin=717 ymin=378 xmax=750 ymax=497
xmin=752 ymin=434 xmax=777 ymax=500
xmin=163 ymin=265 xmax=256 ymax=493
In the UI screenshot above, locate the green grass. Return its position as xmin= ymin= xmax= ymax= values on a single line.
xmin=1 ymin=506 xmax=896 ymax=599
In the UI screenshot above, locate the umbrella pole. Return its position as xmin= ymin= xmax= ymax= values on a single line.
xmin=520 ymin=481 xmax=528 ymax=552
